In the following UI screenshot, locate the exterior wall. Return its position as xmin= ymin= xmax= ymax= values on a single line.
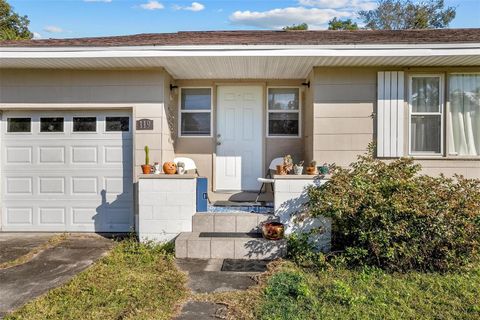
xmin=138 ymin=176 xmax=196 ymax=242
xmin=172 ymin=79 xmax=305 ymax=191
xmin=303 ymin=70 xmax=315 ymax=163
xmin=0 ymin=68 xmax=168 ymax=179
xmin=311 ymin=67 xmax=480 ymax=179
xmin=274 ymin=176 xmax=331 ymax=252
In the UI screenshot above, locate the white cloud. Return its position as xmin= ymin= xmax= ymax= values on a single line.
xmin=230 ymin=7 xmax=352 ymax=30
xmin=173 ymin=2 xmax=205 ymax=11
xmin=84 ymin=0 xmax=112 ymax=2
xmin=140 ymin=0 xmax=164 ymax=10
xmin=298 ymin=0 xmax=375 ymax=10
xmin=43 ymin=25 xmax=63 ymax=33
xmin=33 ymin=32 xmax=42 ymax=39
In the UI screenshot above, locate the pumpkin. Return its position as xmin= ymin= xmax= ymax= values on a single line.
xmin=163 ymin=162 xmax=177 ymax=174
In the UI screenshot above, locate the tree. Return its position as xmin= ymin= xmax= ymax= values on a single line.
xmin=359 ymin=0 xmax=456 ymax=30
xmin=328 ymin=18 xmax=359 ymax=30
xmin=0 ymin=0 xmax=33 ymax=40
xmin=283 ymin=23 xmax=309 ymax=31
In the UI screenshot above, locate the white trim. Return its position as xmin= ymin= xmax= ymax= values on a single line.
xmin=178 ymin=87 xmax=213 ymax=138
xmin=266 ymin=87 xmax=302 ymax=138
xmin=408 ymin=74 xmax=445 ymax=157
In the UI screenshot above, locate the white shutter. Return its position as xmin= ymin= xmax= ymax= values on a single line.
xmin=377 ymin=71 xmax=405 ymax=157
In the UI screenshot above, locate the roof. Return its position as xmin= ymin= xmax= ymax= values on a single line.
xmin=2 ymin=28 xmax=480 ymax=47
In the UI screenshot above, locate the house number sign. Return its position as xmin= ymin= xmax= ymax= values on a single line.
xmin=136 ymin=119 xmax=154 ymax=130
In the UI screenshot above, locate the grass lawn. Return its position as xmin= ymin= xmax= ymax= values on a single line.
xmin=5 ymin=239 xmax=189 ymax=320
xmin=205 ymin=260 xmax=480 ymax=320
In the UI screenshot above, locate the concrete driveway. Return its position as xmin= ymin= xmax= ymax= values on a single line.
xmin=0 ymin=233 xmax=114 ymax=318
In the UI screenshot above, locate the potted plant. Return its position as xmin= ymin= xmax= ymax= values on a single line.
xmin=177 ymin=161 xmax=185 ymax=175
xmin=261 ymin=221 xmax=285 ymax=240
xmin=319 ymin=163 xmax=330 ymax=175
xmin=293 ymin=161 xmax=304 ymax=175
xmin=306 ymin=160 xmax=318 ymax=175
xmin=141 ymin=146 xmax=152 ymax=174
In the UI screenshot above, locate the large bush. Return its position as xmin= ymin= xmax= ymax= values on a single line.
xmin=308 ymin=148 xmax=480 ymax=272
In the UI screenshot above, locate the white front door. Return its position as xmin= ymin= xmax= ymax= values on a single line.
xmin=1 ymin=110 xmax=133 ymax=232
xmin=215 ymin=86 xmax=263 ymax=191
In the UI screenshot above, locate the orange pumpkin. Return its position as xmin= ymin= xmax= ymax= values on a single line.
xmin=163 ymin=162 xmax=177 ymax=174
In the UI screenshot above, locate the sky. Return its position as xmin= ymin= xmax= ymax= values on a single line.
xmin=8 ymin=0 xmax=480 ymax=39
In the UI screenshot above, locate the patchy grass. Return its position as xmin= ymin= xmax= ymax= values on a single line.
xmin=256 ymin=261 xmax=480 ymax=320
xmin=5 ymin=239 xmax=189 ymax=320
xmin=205 ymin=260 xmax=480 ymax=320
xmin=0 ymin=234 xmax=67 ymax=270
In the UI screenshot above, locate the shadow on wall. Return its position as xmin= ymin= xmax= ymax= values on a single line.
xmin=275 ymin=179 xmax=331 ymax=253
xmin=93 ymin=131 xmax=134 ymax=235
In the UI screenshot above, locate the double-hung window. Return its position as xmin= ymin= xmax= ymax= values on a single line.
xmin=448 ymin=73 xmax=480 ymax=156
xmin=409 ymin=75 xmax=443 ymax=155
xmin=179 ymin=88 xmax=212 ymax=137
xmin=267 ymin=88 xmax=301 ymax=137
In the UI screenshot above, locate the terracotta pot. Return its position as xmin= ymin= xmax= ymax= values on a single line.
xmin=276 ymin=164 xmax=287 ymax=175
xmin=262 ymin=222 xmax=285 ymax=240
xmin=163 ymin=162 xmax=177 ymax=174
xmin=141 ymin=165 xmax=152 ymax=174
xmin=306 ymin=166 xmax=318 ymax=175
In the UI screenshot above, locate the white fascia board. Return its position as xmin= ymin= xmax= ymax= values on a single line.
xmin=1 ymin=47 xmax=480 ymax=59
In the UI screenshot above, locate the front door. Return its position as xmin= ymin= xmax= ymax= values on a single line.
xmin=215 ymin=86 xmax=263 ymax=191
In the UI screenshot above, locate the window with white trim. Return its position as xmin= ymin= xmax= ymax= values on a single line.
xmin=409 ymin=75 xmax=443 ymax=155
xmin=267 ymin=88 xmax=300 ymax=137
xmin=180 ymin=88 xmax=212 ymax=136
xmin=448 ymin=73 xmax=480 ymax=156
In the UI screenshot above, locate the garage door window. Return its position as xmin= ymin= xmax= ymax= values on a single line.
xmin=73 ymin=117 xmax=97 ymax=132
xmin=7 ymin=118 xmax=31 ymax=133
xmin=40 ymin=118 xmax=64 ymax=133
xmin=106 ymin=117 xmax=129 ymax=132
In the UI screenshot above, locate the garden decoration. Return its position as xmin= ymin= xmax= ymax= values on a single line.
xmin=294 ymin=161 xmax=304 ymax=175
xmin=283 ymin=155 xmax=293 ymax=174
xmin=141 ymin=146 xmax=152 ymax=174
xmin=177 ymin=161 xmax=185 ymax=175
xmin=154 ymin=162 xmax=161 ymax=174
xmin=319 ymin=163 xmax=329 ymax=175
xmin=163 ymin=161 xmax=177 ymax=174
xmin=306 ymin=160 xmax=318 ymax=175
xmin=262 ymin=221 xmax=285 ymax=240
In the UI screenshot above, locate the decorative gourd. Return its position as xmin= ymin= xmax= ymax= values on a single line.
xmin=163 ymin=162 xmax=177 ymax=174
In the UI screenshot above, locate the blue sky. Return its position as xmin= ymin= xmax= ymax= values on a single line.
xmin=9 ymin=0 xmax=480 ymax=39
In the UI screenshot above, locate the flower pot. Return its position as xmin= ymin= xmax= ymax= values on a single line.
xmin=319 ymin=165 xmax=329 ymax=175
xmin=293 ymin=166 xmax=303 ymax=175
xmin=276 ymin=164 xmax=287 ymax=175
xmin=163 ymin=162 xmax=177 ymax=175
xmin=141 ymin=165 xmax=152 ymax=174
xmin=306 ymin=166 xmax=317 ymax=175
xmin=262 ymin=222 xmax=285 ymax=240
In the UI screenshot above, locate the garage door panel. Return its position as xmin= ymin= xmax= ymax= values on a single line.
xmin=6 ymin=147 xmax=32 ymax=164
xmin=1 ymin=110 xmax=134 ymax=232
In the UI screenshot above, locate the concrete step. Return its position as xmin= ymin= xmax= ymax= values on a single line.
xmin=175 ymin=232 xmax=287 ymax=260
xmin=193 ymin=213 xmax=278 ymax=233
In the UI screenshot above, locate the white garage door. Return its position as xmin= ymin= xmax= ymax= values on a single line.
xmin=0 ymin=110 xmax=134 ymax=232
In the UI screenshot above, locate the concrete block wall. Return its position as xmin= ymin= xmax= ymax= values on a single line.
xmin=138 ymin=177 xmax=196 ymax=242
xmin=274 ymin=176 xmax=331 ymax=252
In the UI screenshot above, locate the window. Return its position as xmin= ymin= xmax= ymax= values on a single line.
xmin=267 ymin=88 xmax=300 ymax=137
xmin=180 ymin=88 xmax=212 ymax=136
xmin=73 ymin=117 xmax=97 ymax=132
xmin=448 ymin=74 xmax=480 ymax=156
xmin=106 ymin=117 xmax=129 ymax=132
xmin=40 ymin=117 xmax=64 ymax=133
xmin=7 ymin=118 xmax=31 ymax=133
xmin=409 ymin=76 xmax=443 ymax=155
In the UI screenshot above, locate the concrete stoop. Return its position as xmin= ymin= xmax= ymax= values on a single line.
xmin=175 ymin=212 xmax=286 ymax=260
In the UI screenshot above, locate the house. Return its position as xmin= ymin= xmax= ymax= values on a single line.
xmin=0 ymin=29 xmax=479 ymax=237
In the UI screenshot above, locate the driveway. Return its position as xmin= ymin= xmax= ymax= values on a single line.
xmin=0 ymin=233 xmax=114 ymax=318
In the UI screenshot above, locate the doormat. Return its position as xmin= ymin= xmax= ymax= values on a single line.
xmin=199 ymin=232 xmax=263 ymax=238
xmin=221 ymin=259 xmax=269 ymax=272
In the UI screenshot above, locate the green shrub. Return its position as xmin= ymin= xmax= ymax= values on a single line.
xmin=307 ymin=146 xmax=480 ymax=272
